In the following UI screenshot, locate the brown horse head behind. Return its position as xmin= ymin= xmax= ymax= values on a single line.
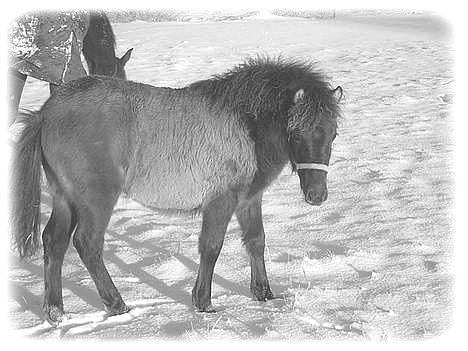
xmin=83 ymin=11 xmax=133 ymax=79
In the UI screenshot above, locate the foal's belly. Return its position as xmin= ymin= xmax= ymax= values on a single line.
xmin=124 ymin=160 xmax=256 ymax=211
xmin=126 ymin=173 xmax=214 ymax=211
xmin=124 ymin=109 xmax=258 ymax=210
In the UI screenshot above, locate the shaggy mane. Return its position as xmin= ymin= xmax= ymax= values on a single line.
xmin=189 ymin=56 xmax=341 ymax=130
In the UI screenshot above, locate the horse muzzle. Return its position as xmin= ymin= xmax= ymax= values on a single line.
xmin=298 ymin=168 xmax=328 ymax=206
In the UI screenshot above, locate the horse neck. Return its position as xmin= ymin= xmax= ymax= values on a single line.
xmin=243 ymin=119 xmax=290 ymax=198
xmin=255 ymin=120 xmax=290 ymax=176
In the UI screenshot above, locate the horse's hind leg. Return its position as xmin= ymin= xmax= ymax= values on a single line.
xmin=192 ymin=191 xmax=238 ymax=312
xmin=72 ymin=190 xmax=128 ymax=316
xmin=42 ymin=193 xmax=75 ymax=325
xmin=235 ymin=195 xmax=274 ymax=301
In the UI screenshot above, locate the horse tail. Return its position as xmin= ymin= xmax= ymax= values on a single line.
xmin=83 ymin=11 xmax=117 ymax=76
xmin=10 ymin=111 xmax=44 ymax=258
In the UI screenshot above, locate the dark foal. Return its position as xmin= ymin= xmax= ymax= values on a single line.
xmin=11 ymin=57 xmax=342 ymax=323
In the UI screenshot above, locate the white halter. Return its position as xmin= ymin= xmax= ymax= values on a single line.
xmin=295 ymin=162 xmax=329 ymax=173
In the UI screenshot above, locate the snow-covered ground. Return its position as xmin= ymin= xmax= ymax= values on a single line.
xmin=10 ymin=13 xmax=453 ymax=340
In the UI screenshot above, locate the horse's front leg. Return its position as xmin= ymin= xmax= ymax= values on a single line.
xmin=235 ymin=194 xmax=274 ymax=301
xmin=192 ymin=191 xmax=238 ymax=312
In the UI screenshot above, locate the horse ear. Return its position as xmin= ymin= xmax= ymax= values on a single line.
xmin=120 ymin=48 xmax=133 ymax=66
xmin=294 ymin=89 xmax=305 ymax=104
xmin=332 ymin=86 xmax=343 ymax=102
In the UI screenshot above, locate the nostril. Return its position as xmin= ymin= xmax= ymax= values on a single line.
xmin=305 ymin=189 xmax=328 ymax=205
xmin=306 ymin=191 xmax=320 ymax=204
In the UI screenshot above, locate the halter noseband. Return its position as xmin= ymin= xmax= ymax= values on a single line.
xmin=295 ymin=162 xmax=329 ymax=173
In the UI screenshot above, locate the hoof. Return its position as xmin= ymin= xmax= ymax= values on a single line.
xmin=251 ymin=286 xmax=275 ymax=302
xmin=195 ymin=304 xmax=217 ymax=313
xmin=192 ymin=290 xmax=216 ymax=313
xmin=44 ymin=305 xmax=65 ymax=327
xmin=106 ymin=302 xmax=130 ymax=316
